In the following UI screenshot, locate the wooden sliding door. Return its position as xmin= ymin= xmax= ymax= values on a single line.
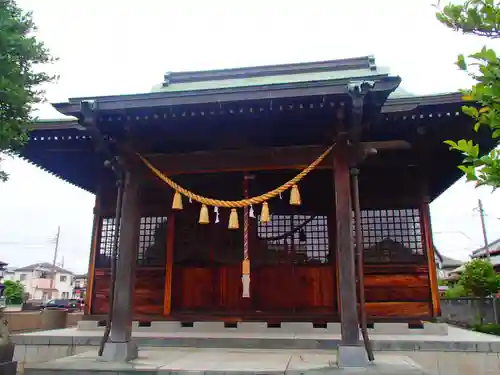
xmin=252 ymin=213 xmax=336 ymax=315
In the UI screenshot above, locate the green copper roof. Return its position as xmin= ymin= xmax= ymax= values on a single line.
xmin=149 ymin=56 xmax=388 ymax=93
xmin=151 ymin=66 xmax=391 ymax=94
xmin=388 ymin=86 xmax=416 ymax=99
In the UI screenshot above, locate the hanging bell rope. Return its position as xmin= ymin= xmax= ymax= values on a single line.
xmin=137 ymin=143 xmax=335 ymax=209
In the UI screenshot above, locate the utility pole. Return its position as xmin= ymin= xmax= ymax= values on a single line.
xmin=50 ymin=226 xmax=60 ymax=298
xmin=477 ymin=199 xmax=498 ymax=324
xmin=478 ymin=199 xmax=491 ymax=261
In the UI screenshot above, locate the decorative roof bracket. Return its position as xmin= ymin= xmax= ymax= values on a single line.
xmin=347 ymin=80 xmax=375 ymax=143
xmin=79 ymin=100 xmax=124 ymax=180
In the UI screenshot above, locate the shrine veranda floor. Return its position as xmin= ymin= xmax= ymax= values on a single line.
xmin=14 ymin=325 xmax=500 ymax=375
xmin=12 ymin=325 xmax=500 ymax=351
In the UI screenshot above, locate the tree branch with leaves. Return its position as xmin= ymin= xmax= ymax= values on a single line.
xmin=436 ymin=0 xmax=500 ymax=189
xmin=0 ymin=0 xmax=57 ymax=181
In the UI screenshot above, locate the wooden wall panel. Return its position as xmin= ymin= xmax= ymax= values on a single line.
xmin=253 ymin=265 xmax=334 ymax=312
xmin=173 ymin=267 xmax=215 ymax=311
xmin=92 ymin=269 xmax=110 ymax=314
xmin=365 ymin=302 xmax=431 ymax=318
xmin=218 ymin=265 xmax=245 ymax=311
xmin=364 ymin=274 xmax=429 ymax=288
xmin=91 ymin=267 xmax=165 ymax=316
xmin=295 ymin=266 xmax=335 ymax=311
xmin=134 ymin=267 xmax=165 ymax=315
xmin=358 ymin=264 xmax=432 ymax=319
xmin=364 ymin=287 xmax=429 ymax=302
xmin=253 ymin=266 xmax=296 ymax=311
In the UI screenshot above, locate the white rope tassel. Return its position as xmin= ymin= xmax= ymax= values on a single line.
xmin=214 ymin=206 xmax=220 ymax=223
xmin=242 ymin=274 xmax=250 ymax=298
xmin=249 ymin=205 xmax=255 ymax=218
xmin=189 ymin=197 xmax=192 ymax=203
xmin=279 ymin=191 xmax=282 ymax=200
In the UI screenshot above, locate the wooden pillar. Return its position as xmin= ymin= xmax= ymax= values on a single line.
xmin=102 ymin=170 xmax=140 ymax=361
xmin=420 ymin=196 xmax=440 ymax=317
xmin=333 ymin=148 xmax=360 ymax=346
xmin=163 ymin=212 xmax=176 ymax=316
xmin=85 ymin=191 xmax=100 ymax=315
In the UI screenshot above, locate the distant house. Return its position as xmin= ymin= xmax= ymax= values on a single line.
xmin=3 ymin=266 xmax=16 ymax=281
xmin=434 ymin=249 xmax=463 ymax=280
xmin=73 ymin=274 xmax=87 ymax=299
xmin=471 ymin=239 xmax=500 ymax=272
xmin=5 ymin=262 xmax=74 ymax=301
xmin=0 ymin=261 xmax=8 ymax=281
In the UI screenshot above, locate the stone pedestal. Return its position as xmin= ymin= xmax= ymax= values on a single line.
xmin=337 ymin=345 xmax=370 ymax=368
xmin=0 ymin=361 xmax=17 ymax=375
xmin=101 ymin=341 xmax=138 ymax=362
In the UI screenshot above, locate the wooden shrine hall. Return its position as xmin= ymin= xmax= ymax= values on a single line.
xmin=22 ymin=56 xmax=494 ymax=361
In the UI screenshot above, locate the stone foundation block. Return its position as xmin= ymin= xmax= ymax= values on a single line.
xmin=192 ymin=322 xmax=225 ymax=331
xmin=422 ymin=322 xmax=448 ymax=335
xmin=77 ymin=321 xmax=102 ymax=331
xmin=149 ymin=321 xmax=181 ymax=332
xmin=281 ymin=322 xmax=315 ymax=333
xmin=237 ymin=322 xmax=268 ymax=332
xmin=372 ymin=323 xmax=409 ymax=335
xmin=327 ymin=322 xmax=342 ymax=333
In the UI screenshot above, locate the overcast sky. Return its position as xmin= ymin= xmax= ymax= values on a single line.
xmin=1 ymin=0 xmax=499 ymax=273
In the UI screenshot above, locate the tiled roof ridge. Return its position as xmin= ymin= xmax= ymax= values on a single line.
xmin=162 ymin=55 xmax=377 ymax=87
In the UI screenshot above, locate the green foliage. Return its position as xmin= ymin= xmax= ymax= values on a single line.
xmin=458 ymin=259 xmax=499 ymax=298
xmin=444 ymin=283 xmax=468 ymax=298
xmin=438 ymin=278 xmax=449 ymax=286
xmin=436 ymin=1 xmax=500 ymax=188
xmin=0 ymin=0 xmax=57 ymax=181
xmin=3 ymin=280 xmax=24 ymax=304
xmin=472 ymin=323 xmax=500 ymax=335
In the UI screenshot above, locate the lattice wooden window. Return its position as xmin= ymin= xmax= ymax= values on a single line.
xmin=353 ymin=208 xmax=425 ymax=264
xmin=95 ymin=216 xmax=168 ymax=268
xmin=138 ymin=216 xmax=168 ymax=266
xmin=96 ymin=217 xmax=117 ymax=268
xmin=257 ymin=214 xmax=330 ymax=264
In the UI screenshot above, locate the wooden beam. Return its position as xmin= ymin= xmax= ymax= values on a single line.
xmin=138 ymin=145 xmax=420 ymax=179
xmin=85 ymin=191 xmax=100 ymax=315
xmin=142 ymin=145 xmax=332 ymax=176
xmin=163 ymin=213 xmax=176 ymax=316
xmin=333 ymin=147 xmax=360 ymax=345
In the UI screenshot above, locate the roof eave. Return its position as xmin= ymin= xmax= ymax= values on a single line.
xmin=51 ymin=74 xmax=399 ymax=117
xmin=381 ymin=92 xmax=466 ymax=113
xmin=30 ymin=119 xmax=85 ymax=131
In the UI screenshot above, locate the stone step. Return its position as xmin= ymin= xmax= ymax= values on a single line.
xmin=22 ymin=349 xmax=431 ymax=375
xmin=76 ymin=320 xmax=448 ymax=335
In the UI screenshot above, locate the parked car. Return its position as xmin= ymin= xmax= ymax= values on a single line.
xmin=40 ymin=299 xmax=82 ymax=312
